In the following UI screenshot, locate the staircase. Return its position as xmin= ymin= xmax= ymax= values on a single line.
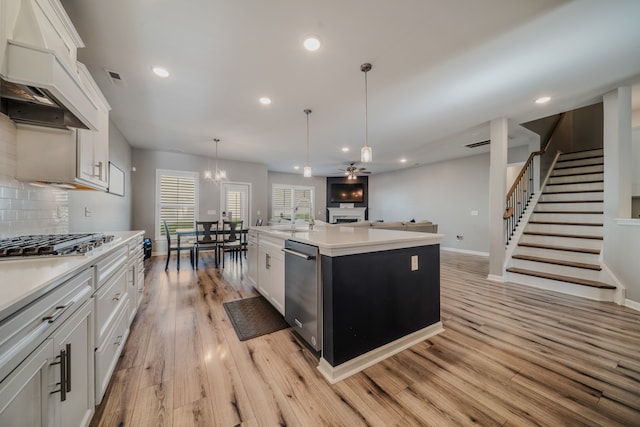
xmin=506 ymin=148 xmax=620 ymax=301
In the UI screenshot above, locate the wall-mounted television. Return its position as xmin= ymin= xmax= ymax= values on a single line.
xmin=330 ymin=183 xmax=364 ymax=203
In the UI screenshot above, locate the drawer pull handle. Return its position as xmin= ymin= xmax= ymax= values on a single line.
xmin=112 ymin=292 xmax=122 ymax=301
xmin=50 ymin=347 xmax=68 ymax=401
xmin=115 ymin=335 xmax=123 ymax=346
xmin=42 ymin=301 xmax=75 ymax=324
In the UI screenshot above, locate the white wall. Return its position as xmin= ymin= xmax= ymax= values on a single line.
xmin=131 ymin=148 xmax=268 ymax=246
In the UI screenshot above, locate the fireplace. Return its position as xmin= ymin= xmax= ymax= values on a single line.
xmin=328 ymin=207 xmax=366 ymax=223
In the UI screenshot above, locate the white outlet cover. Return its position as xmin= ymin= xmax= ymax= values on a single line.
xmin=411 ymin=255 xmax=418 ymax=271
xmin=207 ymin=210 xmax=216 ymax=215
xmin=471 ymin=210 xmax=479 ymax=216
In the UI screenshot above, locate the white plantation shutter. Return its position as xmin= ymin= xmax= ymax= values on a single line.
xmin=157 ymin=170 xmax=198 ymax=238
xmin=272 ymin=185 xmax=313 ymax=222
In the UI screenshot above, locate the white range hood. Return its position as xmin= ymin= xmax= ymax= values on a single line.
xmin=1 ymin=0 xmax=100 ymax=130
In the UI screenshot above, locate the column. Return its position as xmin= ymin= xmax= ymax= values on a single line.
xmin=488 ymin=118 xmax=508 ymax=281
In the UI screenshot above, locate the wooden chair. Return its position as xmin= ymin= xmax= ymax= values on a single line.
xmin=193 ymin=220 xmax=220 ymax=269
xmin=163 ymin=220 xmax=194 ymax=271
xmin=220 ymin=220 xmax=244 ymax=267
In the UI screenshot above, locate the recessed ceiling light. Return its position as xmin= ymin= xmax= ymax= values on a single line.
xmin=400 ymin=158 xmax=407 ymax=163
xmin=535 ymin=96 xmax=551 ymax=104
xmin=259 ymin=97 xmax=272 ymax=105
xmin=341 ymin=147 xmax=350 ymax=152
xmin=152 ymin=66 xmax=170 ymax=78
xmin=293 ymin=165 xmax=300 ymax=170
xmin=303 ymin=36 xmax=321 ymax=52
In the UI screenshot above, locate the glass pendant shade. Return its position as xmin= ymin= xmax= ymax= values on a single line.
xmin=360 ymin=63 xmax=373 ymax=163
xmin=303 ymin=109 xmax=312 ymax=178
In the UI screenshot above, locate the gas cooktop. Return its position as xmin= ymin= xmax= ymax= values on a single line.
xmin=0 ymin=233 xmax=115 ymax=258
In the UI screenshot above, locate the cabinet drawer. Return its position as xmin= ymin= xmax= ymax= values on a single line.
xmin=95 ymin=299 xmax=129 ymax=404
xmin=94 ymin=246 xmax=128 ymax=289
xmin=94 ymin=267 xmax=127 ymax=346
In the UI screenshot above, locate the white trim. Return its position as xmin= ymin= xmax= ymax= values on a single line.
xmin=317 ymin=322 xmax=444 ymax=384
xmin=487 ymin=274 xmax=506 ymax=283
xmin=441 ymin=247 xmax=489 ymax=257
xmin=625 ymin=298 xmax=640 ymax=312
xmin=616 ymin=218 xmax=640 ymax=226
xmin=221 ymin=181 xmax=252 ymax=225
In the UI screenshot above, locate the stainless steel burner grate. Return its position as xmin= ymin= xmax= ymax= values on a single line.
xmin=0 ymin=233 xmax=115 ymax=258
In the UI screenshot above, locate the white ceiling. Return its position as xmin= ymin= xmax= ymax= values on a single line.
xmin=60 ymin=0 xmax=640 ymax=176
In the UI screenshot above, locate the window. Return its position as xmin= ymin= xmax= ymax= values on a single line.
xmin=221 ymin=182 xmax=251 ymax=225
xmin=272 ymin=185 xmax=314 ymax=222
xmin=156 ymin=170 xmax=198 ymax=239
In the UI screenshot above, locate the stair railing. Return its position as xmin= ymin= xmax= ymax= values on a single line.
xmin=504 ymin=113 xmax=565 ymax=245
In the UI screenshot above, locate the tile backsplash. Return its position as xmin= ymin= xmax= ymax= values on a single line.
xmin=0 ymin=114 xmax=69 ymax=237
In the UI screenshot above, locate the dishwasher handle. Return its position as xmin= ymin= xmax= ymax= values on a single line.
xmin=282 ymin=248 xmax=315 ymax=260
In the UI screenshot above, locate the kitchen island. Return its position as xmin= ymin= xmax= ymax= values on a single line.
xmin=251 ymin=224 xmax=444 ymax=383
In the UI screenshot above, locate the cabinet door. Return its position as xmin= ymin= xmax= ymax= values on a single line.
xmin=51 ymin=300 xmax=94 ymax=427
xmin=247 ymin=238 xmax=258 ymax=286
xmin=270 ymin=249 xmax=285 ymax=315
xmin=0 ymin=339 xmax=54 ymax=427
xmin=258 ymin=245 xmax=272 ymax=299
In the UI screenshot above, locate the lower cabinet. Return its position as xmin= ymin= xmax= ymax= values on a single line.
xmin=247 ymin=231 xmax=258 ymax=286
xmin=0 ymin=299 xmax=94 ymax=427
xmin=257 ymin=236 xmax=285 ymax=314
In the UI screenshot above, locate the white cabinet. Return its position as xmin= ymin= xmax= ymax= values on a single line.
xmin=0 ymin=284 xmax=94 ymax=427
xmin=247 ymin=230 xmax=258 ymax=286
xmin=51 ymin=299 xmax=94 ymax=427
xmin=0 ymin=339 xmax=54 ymax=427
xmin=257 ymin=236 xmax=285 ymax=315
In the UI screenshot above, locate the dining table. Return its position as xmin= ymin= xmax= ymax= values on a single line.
xmin=175 ymin=226 xmax=248 ymax=269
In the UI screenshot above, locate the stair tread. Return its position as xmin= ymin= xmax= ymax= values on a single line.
xmin=523 ymin=231 xmax=603 ymax=240
xmin=544 ymin=190 xmax=603 ymax=195
xmin=554 ymin=162 xmax=603 ymax=170
xmin=550 ymin=171 xmax=604 ymax=178
xmin=534 ymin=211 xmax=603 ymax=214
xmin=518 ymin=242 xmax=600 ymax=254
xmin=528 ymin=221 xmax=603 ymax=226
xmin=506 ymin=267 xmax=615 ymax=289
xmin=537 ymin=200 xmax=603 ymax=204
xmin=556 ymin=155 xmax=604 ymax=163
xmin=546 ymin=180 xmax=603 ymax=186
xmin=512 ymin=254 xmax=602 ymax=270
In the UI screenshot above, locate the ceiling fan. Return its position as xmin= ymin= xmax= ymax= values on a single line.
xmin=339 ymin=162 xmax=371 ymax=180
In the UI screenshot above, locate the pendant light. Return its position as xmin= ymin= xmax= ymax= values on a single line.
xmin=360 ymin=63 xmax=373 ymax=163
xmin=214 ymin=138 xmax=227 ymax=182
xmin=303 ymin=109 xmax=312 ymax=178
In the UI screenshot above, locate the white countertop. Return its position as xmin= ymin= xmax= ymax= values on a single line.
xmin=0 ymin=231 xmax=143 ymax=322
xmin=252 ymin=224 xmax=443 ymax=256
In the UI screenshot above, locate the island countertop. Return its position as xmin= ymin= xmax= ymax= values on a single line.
xmin=252 ymin=224 xmax=443 ymax=256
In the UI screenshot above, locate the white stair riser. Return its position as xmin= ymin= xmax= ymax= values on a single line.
xmin=544 ymin=182 xmax=603 ymax=193
xmin=558 ymin=149 xmax=603 ymax=161
xmin=547 ymin=173 xmax=603 ymax=184
xmin=555 ymin=157 xmax=603 ymax=169
xmin=525 ymin=223 xmax=603 ymax=236
xmin=506 ymin=272 xmax=615 ymax=302
xmin=520 ymin=234 xmax=602 ymax=250
xmin=539 ymin=192 xmax=603 ymax=203
xmin=509 ymin=259 xmax=605 ymax=282
xmin=530 ymin=212 xmax=603 ymax=223
xmin=514 ymin=246 xmax=601 ymax=265
xmin=536 ymin=201 xmax=603 ymax=210
xmin=552 ymin=165 xmax=604 ymax=176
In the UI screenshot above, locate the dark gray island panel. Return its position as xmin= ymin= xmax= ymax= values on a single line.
xmin=321 ymin=244 xmax=440 ymax=366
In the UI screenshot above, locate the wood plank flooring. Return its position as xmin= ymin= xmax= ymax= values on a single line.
xmin=90 ymin=251 xmax=640 ymax=427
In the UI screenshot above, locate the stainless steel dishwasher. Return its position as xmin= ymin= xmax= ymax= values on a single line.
xmin=283 ymin=240 xmax=321 ymax=351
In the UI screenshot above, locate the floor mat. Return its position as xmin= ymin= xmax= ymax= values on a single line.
xmin=223 ymin=296 xmax=289 ymax=341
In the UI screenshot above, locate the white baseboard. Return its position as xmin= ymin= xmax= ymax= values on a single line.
xmin=487 ymin=274 xmax=506 ymax=283
xmin=625 ymin=298 xmax=640 ymax=312
xmin=317 ymin=322 xmax=444 ymax=384
xmin=441 ymin=247 xmax=489 ymax=257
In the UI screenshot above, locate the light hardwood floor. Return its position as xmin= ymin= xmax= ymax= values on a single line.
xmin=90 ymin=250 xmax=640 ymax=427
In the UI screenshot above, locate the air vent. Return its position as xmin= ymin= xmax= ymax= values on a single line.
xmin=465 ymin=139 xmax=490 ymax=148
xmin=105 ymin=69 xmax=126 ymax=86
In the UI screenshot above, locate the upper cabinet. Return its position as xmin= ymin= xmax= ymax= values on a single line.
xmin=4 ymin=0 xmax=112 ymax=191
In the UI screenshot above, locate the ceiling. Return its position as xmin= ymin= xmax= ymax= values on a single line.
xmin=59 ymin=0 xmax=640 ymax=176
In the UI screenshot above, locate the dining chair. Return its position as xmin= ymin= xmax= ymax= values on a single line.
xmin=193 ymin=220 xmax=220 ymax=269
xmin=220 ymin=220 xmax=244 ymax=267
xmin=163 ymin=220 xmax=194 ymax=271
